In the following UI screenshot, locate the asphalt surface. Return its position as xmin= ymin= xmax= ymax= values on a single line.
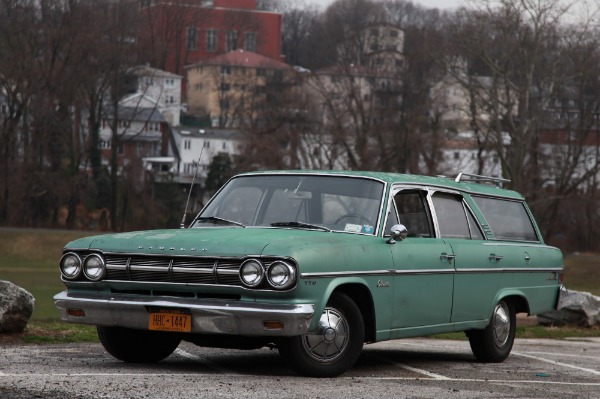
xmin=1 ymin=337 xmax=599 ymax=399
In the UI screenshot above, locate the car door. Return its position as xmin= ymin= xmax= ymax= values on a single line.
xmin=429 ymin=191 xmax=502 ymax=323
xmin=387 ymin=188 xmax=455 ymax=333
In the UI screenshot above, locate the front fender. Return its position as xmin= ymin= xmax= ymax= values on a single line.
xmin=304 ymin=275 xmax=392 ymax=340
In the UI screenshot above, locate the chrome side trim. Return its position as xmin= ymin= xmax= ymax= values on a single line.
xmin=301 ymin=267 xmax=563 ymax=279
xmin=53 ymin=291 xmax=314 ymax=337
xmin=482 ymin=242 xmax=560 ymax=249
xmin=455 ymin=267 xmax=563 ymax=274
xmin=396 ymin=268 xmax=455 ymax=275
xmin=301 ymin=270 xmax=395 ymax=278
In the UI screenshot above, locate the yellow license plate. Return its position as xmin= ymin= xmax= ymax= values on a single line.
xmin=148 ymin=309 xmax=191 ymax=332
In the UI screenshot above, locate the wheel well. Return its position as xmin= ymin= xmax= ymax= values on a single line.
xmin=333 ymin=284 xmax=376 ymax=343
xmin=502 ymin=295 xmax=530 ymax=315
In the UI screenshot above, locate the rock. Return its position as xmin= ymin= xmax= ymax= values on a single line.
xmin=0 ymin=281 xmax=35 ymax=333
xmin=537 ymin=289 xmax=600 ymax=327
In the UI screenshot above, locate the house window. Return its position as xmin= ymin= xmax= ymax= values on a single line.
xmin=184 ymin=163 xmax=195 ymax=175
xmin=256 ymin=68 xmax=266 ymax=77
xmin=226 ymin=31 xmax=238 ymax=52
xmin=187 ymin=27 xmax=198 ymax=51
xmin=99 ymin=140 xmax=111 ymax=149
xmin=221 ymin=65 xmax=231 ymax=75
xmin=244 ymin=32 xmax=256 ymax=52
xmin=206 ymin=29 xmax=218 ymax=52
xmin=220 ymin=83 xmax=230 ymax=91
xmin=203 ymin=141 xmax=210 ymax=148
xmin=184 ymin=140 xmax=191 ymax=150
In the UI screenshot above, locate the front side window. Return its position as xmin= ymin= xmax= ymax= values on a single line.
xmin=195 ymin=175 xmax=384 ymax=234
xmin=386 ymin=190 xmax=433 ymax=237
xmin=472 ymin=196 xmax=538 ymax=241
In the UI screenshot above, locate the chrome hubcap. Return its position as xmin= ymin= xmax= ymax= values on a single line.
xmin=492 ymin=302 xmax=510 ymax=347
xmin=302 ymin=307 xmax=349 ymax=363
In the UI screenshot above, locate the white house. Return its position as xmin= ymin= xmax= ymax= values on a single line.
xmin=171 ymin=126 xmax=243 ymax=180
xmin=126 ymin=65 xmax=183 ymax=126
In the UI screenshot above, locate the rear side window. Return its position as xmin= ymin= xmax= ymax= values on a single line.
xmin=431 ymin=193 xmax=471 ymax=239
xmin=472 ymin=196 xmax=538 ymax=241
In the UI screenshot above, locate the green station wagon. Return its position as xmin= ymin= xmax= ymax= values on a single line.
xmin=54 ymin=171 xmax=564 ymax=377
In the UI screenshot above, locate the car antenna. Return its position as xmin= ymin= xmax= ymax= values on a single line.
xmin=181 ymin=129 xmax=206 ymax=228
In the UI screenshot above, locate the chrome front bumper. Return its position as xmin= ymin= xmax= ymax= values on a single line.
xmin=53 ymin=291 xmax=315 ymax=336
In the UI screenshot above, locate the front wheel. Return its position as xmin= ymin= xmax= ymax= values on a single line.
xmin=468 ymin=300 xmax=516 ymax=362
xmin=278 ymin=292 xmax=365 ymax=377
xmin=97 ymin=326 xmax=181 ymax=363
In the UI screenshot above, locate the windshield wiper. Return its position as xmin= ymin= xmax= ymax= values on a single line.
xmin=271 ymin=222 xmax=331 ymax=232
xmin=195 ymin=216 xmax=245 ymax=227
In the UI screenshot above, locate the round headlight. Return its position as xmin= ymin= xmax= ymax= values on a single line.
xmin=267 ymin=261 xmax=296 ymax=290
xmin=83 ymin=254 xmax=106 ymax=282
xmin=240 ymin=259 xmax=264 ymax=288
xmin=60 ymin=252 xmax=83 ymax=280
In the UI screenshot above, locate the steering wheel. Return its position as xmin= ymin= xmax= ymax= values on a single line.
xmin=334 ymin=214 xmax=371 ymax=224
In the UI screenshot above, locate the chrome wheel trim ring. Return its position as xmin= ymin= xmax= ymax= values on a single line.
xmin=492 ymin=302 xmax=510 ymax=347
xmin=302 ymin=307 xmax=349 ymax=363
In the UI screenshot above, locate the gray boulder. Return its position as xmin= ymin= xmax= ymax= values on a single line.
xmin=0 ymin=280 xmax=35 ymax=333
xmin=537 ymin=289 xmax=600 ymax=327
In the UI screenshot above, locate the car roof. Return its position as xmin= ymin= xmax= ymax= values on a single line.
xmin=238 ymin=170 xmax=524 ymax=200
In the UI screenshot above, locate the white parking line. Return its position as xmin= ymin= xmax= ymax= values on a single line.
xmin=1 ymin=373 xmax=599 ymax=387
xmin=394 ymin=363 xmax=451 ymax=380
xmin=518 ymin=351 xmax=599 ymax=360
xmin=364 ymin=352 xmax=451 ymax=380
xmin=355 ymin=376 xmax=600 ymax=386
xmin=513 ymin=352 xmax=600 ymax=376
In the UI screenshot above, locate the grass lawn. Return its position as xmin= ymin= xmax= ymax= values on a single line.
xmin=563 ymin=252 xmax=600 ymax=296
xmin=0 ymin=228 xmax=93 ymax=321
xmin=0 ymin=228 xmax=599 ymax=343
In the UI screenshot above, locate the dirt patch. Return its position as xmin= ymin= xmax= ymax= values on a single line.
xmin=0 ymin=332 xmax=25 ymax=345
xmin=517 ymin=314 xmax=539 ymax=326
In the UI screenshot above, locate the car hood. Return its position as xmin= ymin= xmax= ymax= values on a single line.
xmin=64 ymin=227 xmax=381 ymax=258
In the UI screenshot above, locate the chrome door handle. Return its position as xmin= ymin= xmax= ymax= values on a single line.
xmin=489 ymin=254 xmax=504 ymax=262
xmin=440 ymin=253 xmax=456 ymax=263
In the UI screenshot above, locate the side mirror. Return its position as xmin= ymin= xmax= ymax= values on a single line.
xmin=387 ymin=224 xmax=408 ymax=244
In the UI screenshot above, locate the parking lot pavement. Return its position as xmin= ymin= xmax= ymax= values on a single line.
xmin=0 ymin=338 xmax=599 ymax=399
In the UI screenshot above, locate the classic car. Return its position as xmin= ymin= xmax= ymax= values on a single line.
xmin=54 ymin=170 xmax=564 ymax=377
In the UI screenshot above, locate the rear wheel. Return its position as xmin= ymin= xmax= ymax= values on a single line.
xmin=97 ymin=326 xmax=181 ymax=363
xmin=468 ymin=300 xmax=516 ymax=362
xmin=278 ymin=292 xmax=364 ymax=377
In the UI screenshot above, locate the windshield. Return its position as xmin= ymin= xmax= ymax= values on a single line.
xmin=193 ymin=174 xmax=384 ymax=235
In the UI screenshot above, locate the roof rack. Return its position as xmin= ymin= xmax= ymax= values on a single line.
xmin=454 ymin=172 xmax=511 ymax=188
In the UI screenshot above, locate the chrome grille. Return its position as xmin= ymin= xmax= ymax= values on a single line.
xmin=104 ymin=254 xmax=251 ymax=287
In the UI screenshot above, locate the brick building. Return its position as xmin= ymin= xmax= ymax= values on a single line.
xmin=139 ymin=0 xmax=283 ymax=80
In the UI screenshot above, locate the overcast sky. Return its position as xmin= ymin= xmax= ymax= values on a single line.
xmin=305 ymin=0 xmax=464 ymax=10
